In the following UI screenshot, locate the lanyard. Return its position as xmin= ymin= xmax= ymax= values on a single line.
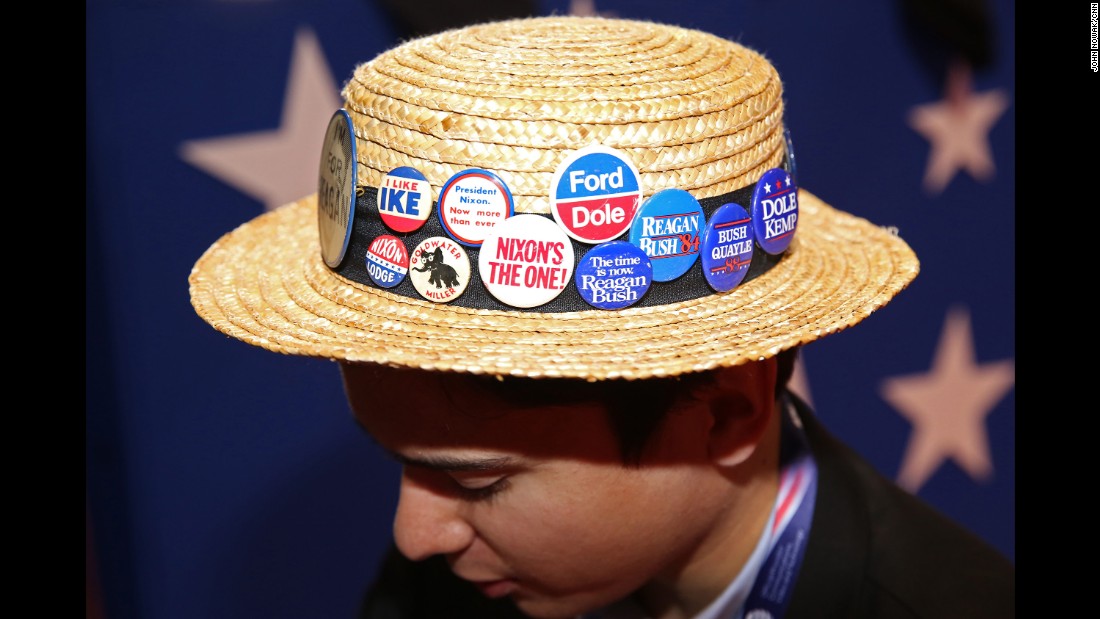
xmin=739 ymin=402 xmax=818 ymax=619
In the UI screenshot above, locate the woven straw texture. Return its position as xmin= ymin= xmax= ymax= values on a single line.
xmin=189 ymin=16 xmax=920 ymax=379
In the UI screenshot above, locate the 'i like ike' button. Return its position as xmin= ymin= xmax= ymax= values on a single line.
xmin=377 ymin=166 xmax=432 ymax=233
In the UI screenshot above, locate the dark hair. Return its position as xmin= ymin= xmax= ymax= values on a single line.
xmin=468 ymin=346 xmax=801 ymax=465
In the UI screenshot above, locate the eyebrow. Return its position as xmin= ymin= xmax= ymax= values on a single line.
xmin=393 ymin=453 xmax=521 ymax=472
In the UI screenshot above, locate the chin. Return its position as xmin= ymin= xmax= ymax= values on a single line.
xmin=511 ymin=590 xmax=612 ymax=619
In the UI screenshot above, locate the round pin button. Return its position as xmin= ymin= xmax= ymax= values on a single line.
xmin=437 ymin=169 xmax=514 ymax=246
xmin=752 ymin=168 xmax=799 ymax=255
xmin=628 ymin=188 xmax=705 ymax=282
xmin=701 ymin=203 xmax=755 ymax=292
xmin=550 ymin=144 xmax=643 ymax=244
xmin=783 ymin=127 xmax=798 ymax=187
xmin=408 ymin=237 xmax=470 ymax=303
xmin=479 ymin=214 xmax=575 ymax=308
xmin=377 ymin=166 xmax=432 ymax=233
xmin=317 ymin=109 xmax=357 ymax=268
xmin=365 ymin=234 xmax=409 ymax=289
xmin=574 ymin=241 xmax=652 ymax=310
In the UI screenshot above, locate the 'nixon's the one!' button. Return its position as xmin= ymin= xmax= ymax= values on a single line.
xmin=317 ymin=109 xmax=357 ymax=268
xmin=550 ymin=145 xmax=643 ymax=244
xmin=479 ymin=214 xmax=575 ymax=308
xmin=365 ymin=235 xmax=409 ymax=289
xmin=701 ymin=203 xmax=754 ymax=292
xmin=628 ymin=188 xmax=705 ymax=282
xmin=438 ymin=169 xmax=514 ymax=247
xmin=751 ymin=168 xmax=798 ymax=255
xmin=409 ymin=237 xmax=470 ymax=303
xmin=574 ymin=241 xmax=652 ymax=310
xmin=377 ymin=167 xmax=432 ymax=233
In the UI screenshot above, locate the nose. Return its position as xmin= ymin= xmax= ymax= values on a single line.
xmin=393 ymin=468 xmax=476 ymax=561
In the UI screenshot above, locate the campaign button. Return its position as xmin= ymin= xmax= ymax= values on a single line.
xmin=783 ymin=127 xmax=798 ymax=187
xmin=751 ymin=168 xmax=798 ymax=255
xmin=365 ymin=234 xmax=409 ymax=289
xmin=574 ymin=241 xmax=652 ymax=310
xmin=438 ymin=169 xmax=515 ymax=247
xmin=479 ymin=214 xmax=574 ymax=308
xmin=701 ymin=203 xmax=754 ymax=292
xmin=408 ymin=237 xmax=470 ymax=303
xmin=628 ymin=188 xmax=704 ymax=282
xmin=377 ymin=166 xmax=432 ymax=233
xmin=550 ymin=144 xmax=643 ymax=244
xmin=317 ymin=109 xmax=357 ymax=268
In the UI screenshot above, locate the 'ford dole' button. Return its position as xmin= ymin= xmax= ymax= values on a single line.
xmin=550 ymin=144 xmax=643 ymax=244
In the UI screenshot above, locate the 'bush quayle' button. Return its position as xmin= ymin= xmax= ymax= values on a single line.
xmin=574 ymin=242 xmax=652 ymax=310
xmin=378 ymin=167 xmax=432 ymax=233
xmin=701 ymin=203 xmax=755 ymax=292
xmin=628 ymin=188 xmax=704 ymax=282
xmin=751 ymin=168 xmax=798 ymax=255
xmin=438 ymin=169 xmax=514 ymax=247
xmin=479 ymin=215 xmax=574 ymax=308
xmin=550 ymin=145 xmax=643 ymax=244
xmin=365 ymin=235 xmax=409 ymax=289
xmin=409 ymin=237 xmax=470 ymax=303
xmin=317 ymin=109 xmax=357 ymax=268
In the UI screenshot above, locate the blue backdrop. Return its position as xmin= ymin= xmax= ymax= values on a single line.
xmin=86 ymin=1 xmax=1015 ymax=617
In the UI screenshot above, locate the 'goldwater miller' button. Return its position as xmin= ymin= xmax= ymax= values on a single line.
xmin=365 ymin=234 xmax=409 ymax=289
xmin=550 ymin=144 xmax=643 ymax=244
xmin=479 ymin=214 xmax=575 ymax=308
xmin=574 ymin=241 xmax=652 ymax=310
xmin=751 ymin=168 xmax=798 ymax=255
xmin=438 ymin=169 xmax=514 ymax=247
xmin=377 ymin=166 xmax=432 ymax=233
xmin=408 ymin=237 xmax=470 ymax=303
xmin=701 ymin=203 xmax=755 ymax=292
xmin=628 ymin=188 xmax=705 ymax=282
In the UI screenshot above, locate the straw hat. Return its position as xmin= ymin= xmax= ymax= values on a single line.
xmin=189 ymin=15 xmax=919 ymax=380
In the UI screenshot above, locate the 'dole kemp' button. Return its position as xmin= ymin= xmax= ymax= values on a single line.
xmin=377 ymin=166 xmax=432 ymax=233
xmin=628 ymin=188 xmax=704 ymax=282
xmin=751 ymin=168 xmax=798 ymax=255
xmin=550 ymin=144 xmax=643 ymax=244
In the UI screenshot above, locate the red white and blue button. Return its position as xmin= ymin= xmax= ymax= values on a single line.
xmin=550 ymin=145 xmax=643 ymax=244
xmin=377 ymin=166 xmax=432 ymax=233
xmin=437 ymin=169 xmax=514 ymax=247
xmin=751 ymin=168 xmax=798 ymax=255
xmin=701 ymin=202 xmax=754 ymax=292
xmin=628 ymin=188 xmax=705 ymax=282
xmin=365 ymin=234 xmax=409 ymax=288
xmin=317 ymin=109 xmax=357 ymax=268
xmin=574 ymin=241 xmax=652 ymax=310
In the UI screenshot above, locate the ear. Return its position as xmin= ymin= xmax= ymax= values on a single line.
xmin=704 ymin=359 xmax=778 ymax=467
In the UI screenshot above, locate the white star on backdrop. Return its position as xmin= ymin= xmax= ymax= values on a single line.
xmin=879 ymin=306 xmax=1014 ymax=493
xmin=907 ymin=61 xmax=1009 ymax=195
xmin=179 ymin=27 xmax=342 ymax=211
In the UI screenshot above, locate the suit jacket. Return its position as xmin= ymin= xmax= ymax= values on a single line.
xmin=359 ymin=393 xmax=1015 ymax=619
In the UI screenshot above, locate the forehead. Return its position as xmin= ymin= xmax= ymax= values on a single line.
xmin=340 ymin=364 xmax=624 ymax=460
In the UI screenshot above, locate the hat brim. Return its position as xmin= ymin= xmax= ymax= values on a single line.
xmin=189 ymin=189 xmax=918 ymax=380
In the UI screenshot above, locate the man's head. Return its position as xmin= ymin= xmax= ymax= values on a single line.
xmin=341 ymin=352 xmax=793 ymax=618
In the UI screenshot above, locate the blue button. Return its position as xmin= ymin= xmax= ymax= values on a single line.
xmin=751 ymin=168 xmax=798 ymax=255
xmin=701 ymin=203 xmax=754 ymax=292
xmin=628 ymin=188 xmax=704 ymax=282
xmin=783 ymin=127 xmax=798 ymax=187
xmin=574 ymin=241 xmax=652 ymax=309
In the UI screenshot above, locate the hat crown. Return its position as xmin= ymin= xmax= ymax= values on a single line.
xmin=341 ymin=16 xmax=785 ymax=213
